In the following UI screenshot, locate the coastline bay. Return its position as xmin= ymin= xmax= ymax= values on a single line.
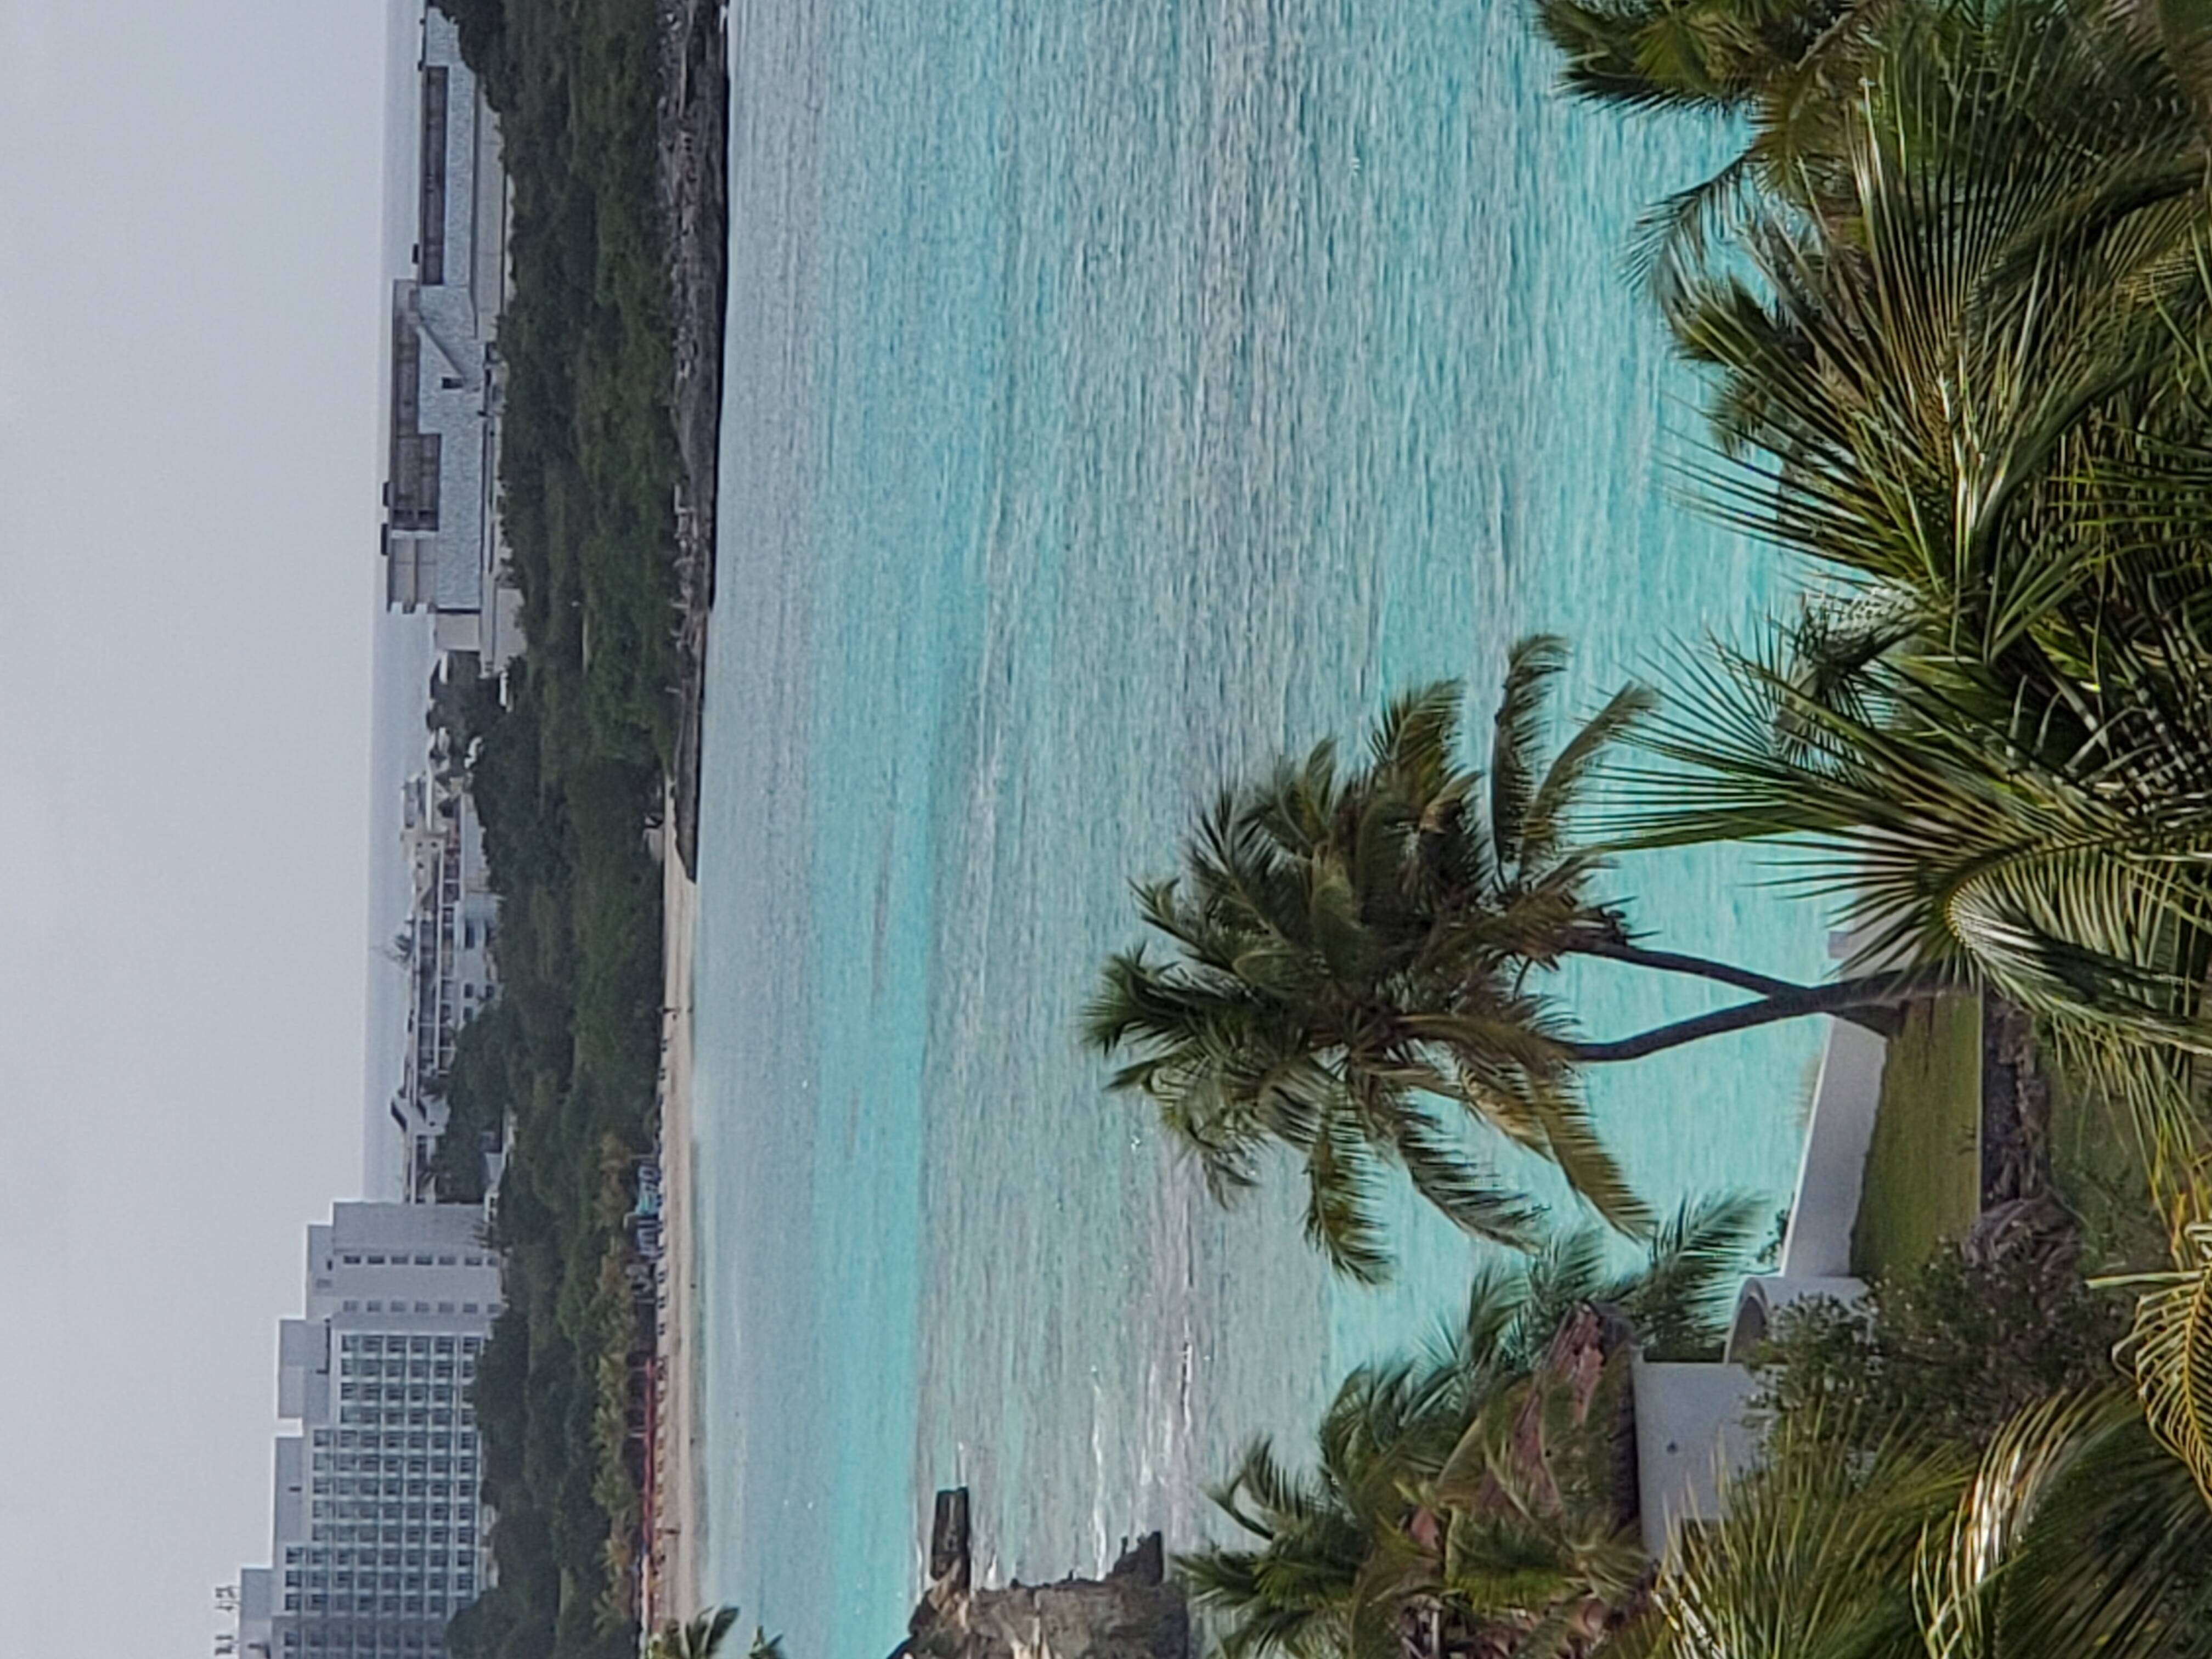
xmin=690 ymin=4 xmax=1831 ymax=1655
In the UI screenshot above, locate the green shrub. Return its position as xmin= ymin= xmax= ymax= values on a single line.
xmin=1752 ymin=1243 xmax=2126 ymax=1453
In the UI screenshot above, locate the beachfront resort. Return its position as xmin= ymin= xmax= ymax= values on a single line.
xmin=225 ymin=2 xmax=2212 ymax=1658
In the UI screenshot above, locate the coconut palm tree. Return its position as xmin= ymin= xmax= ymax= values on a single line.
xmin=1587 ymin=0 xmax=2212 ymax=1218
xmin=1532 ymin=0 xmax=1888 ymax=301
xmin=1537 ymin=0 xmax=2212 ymax=309
xmin=1181 ymin=1197 xmax=1764 ymax=1659
xmin=1089 ymin=638 xmax=1923 ymax=1278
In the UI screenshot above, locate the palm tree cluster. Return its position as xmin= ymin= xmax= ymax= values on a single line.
xmin=1137 ymin=1 xmax=2212 ymax=1651
xmin=1571 ymin=0 xmax=2212 ymax=1222
xmin=1182 ymin=1200 xmax=1765 ymax=1659
xmin=1191 ymin=1217 xmax=2212 ymax=1659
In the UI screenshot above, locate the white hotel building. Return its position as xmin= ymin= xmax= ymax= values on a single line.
xmin=364 ymin=0 xmax=516 ymax=1201
xmin=236 ymin=1205 xmax=504 ymax=1659
xmin=380 ymin=2 xmax=522 ymax=673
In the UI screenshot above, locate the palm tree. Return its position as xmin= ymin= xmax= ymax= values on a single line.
xmin=647 ymin=1607 xmax=788 ymax=1659
xmin=1089 ymin=638 xmax=1922 ymax=1278
xmin=1537 ymin=0 xmax=2212 ymax=309
xmin=1589 ymin=0 xmax=2212 ymax=1219
xmin=1638 ymin=1391 xmax=2212 ymax=1659
xmin=1533 ymin=0 xmax=1888 ymax=300
xmin=1181 ymin=1197 xmax=1765 ymax=1659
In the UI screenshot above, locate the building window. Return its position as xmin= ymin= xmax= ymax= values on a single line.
xmin=386 ymin=334 xmax=441 ymax=534
xmin=417 ymin=66 xmax=448 ymax=285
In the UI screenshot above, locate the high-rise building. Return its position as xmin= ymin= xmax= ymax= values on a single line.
xmin=236 ymin=1205 xmax=504 ymax=1659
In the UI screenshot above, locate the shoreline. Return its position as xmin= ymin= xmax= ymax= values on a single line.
xmin=646 ymin=0 xmax=727 ymax=1628
xmin=650 ymin=811 xmax=706 ymax=1628
xmin=656 ymin=0 xmax=730 ymax=879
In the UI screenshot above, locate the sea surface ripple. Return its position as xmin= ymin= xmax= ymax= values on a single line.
xmin=693 ymin=4 xmax=1825 ymax=1655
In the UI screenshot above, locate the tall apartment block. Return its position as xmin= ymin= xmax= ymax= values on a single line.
xmin=380 ymin=3 xmax=522 ymax=673
xmin=236 ymin=1205 xmax=505 ymax=1659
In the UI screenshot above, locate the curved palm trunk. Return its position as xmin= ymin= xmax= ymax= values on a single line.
xmin=1565 ymin=970 xmax=1936 ymax=1063
xmin=1562 ymin=936 xmax=1907 ymax=1039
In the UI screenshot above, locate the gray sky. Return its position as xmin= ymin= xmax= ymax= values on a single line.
xmin=0 ymin=3 xmax=396 ymax=1650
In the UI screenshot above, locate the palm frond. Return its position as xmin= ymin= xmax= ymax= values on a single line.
xmin=1641 ymin=1418 xmax=1965 ymax=1659
xmin=1520 ymin=682 xmax=1657 ymax=879
xmin=1492 ymin=636 xmax=1569 ymax=876
xmin=1914 ymin=1392 xmax=2109 ymax=1659
xmin=2108 ymin=1222 xmax=2212 ymax=1506
xmin=1303 ymin=1118 xmax=1396 ymax=1285
xmin=1621 ymin=1192 xmax=1768 ymax=1359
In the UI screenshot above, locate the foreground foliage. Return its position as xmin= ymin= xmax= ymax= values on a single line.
xmin=1751 ymin=1243 xmax=2126 ymax=1457
xmin=1572 ymin=0 xmax=2212 ymax=1229
xmin=1183 ymin=1199 xmax=1763 ymax=1659
xmin=1637 ymin=1394 xmax=2212 ymax=1659
xmin=1511 ymin=2 xmax=2212 ymax=1651
xmin=645 ymin=1606 xmax=788 ymax=1659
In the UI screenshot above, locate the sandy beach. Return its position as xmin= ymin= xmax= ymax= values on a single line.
xmin=652 ymin=799 xmax=706 ymax=1628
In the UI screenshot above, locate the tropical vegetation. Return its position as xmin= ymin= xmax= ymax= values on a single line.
xmin=1181 ymin=1198 xmax=1765 ymax=1659
xmin=1638 ymin=1391 xmax=2212 ymax=1659
xmin=1166 ymin=0 xmax=2212 ymax=1652
xmin=1572 ymin=0 xmax=2212 ymax=1228
xmin=404 ymin=0 xmax=2212 ymax=1648
xmin=645 ymin=1606 xmax=788 ymax=1659
xmin=422 ymin=0 xmax=681 ymax=1656
xmin=1749 ymin=1240 xmax=2126 ymax=1457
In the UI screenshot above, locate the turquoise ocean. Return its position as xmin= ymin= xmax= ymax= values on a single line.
xmin=692 ymin=3 xmax=1829 ymax=1655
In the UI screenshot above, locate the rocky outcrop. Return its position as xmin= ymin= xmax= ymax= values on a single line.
xmin=900 ymin=1491 xmax=1190 ymax=1659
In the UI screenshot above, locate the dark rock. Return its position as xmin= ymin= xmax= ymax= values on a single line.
xmin=907 ymin=1489 xmax=1190 ymax=1659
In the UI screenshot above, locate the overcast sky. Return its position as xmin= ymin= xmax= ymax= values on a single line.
xmin=0 ymin=3 xmax=401 ymax=1650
